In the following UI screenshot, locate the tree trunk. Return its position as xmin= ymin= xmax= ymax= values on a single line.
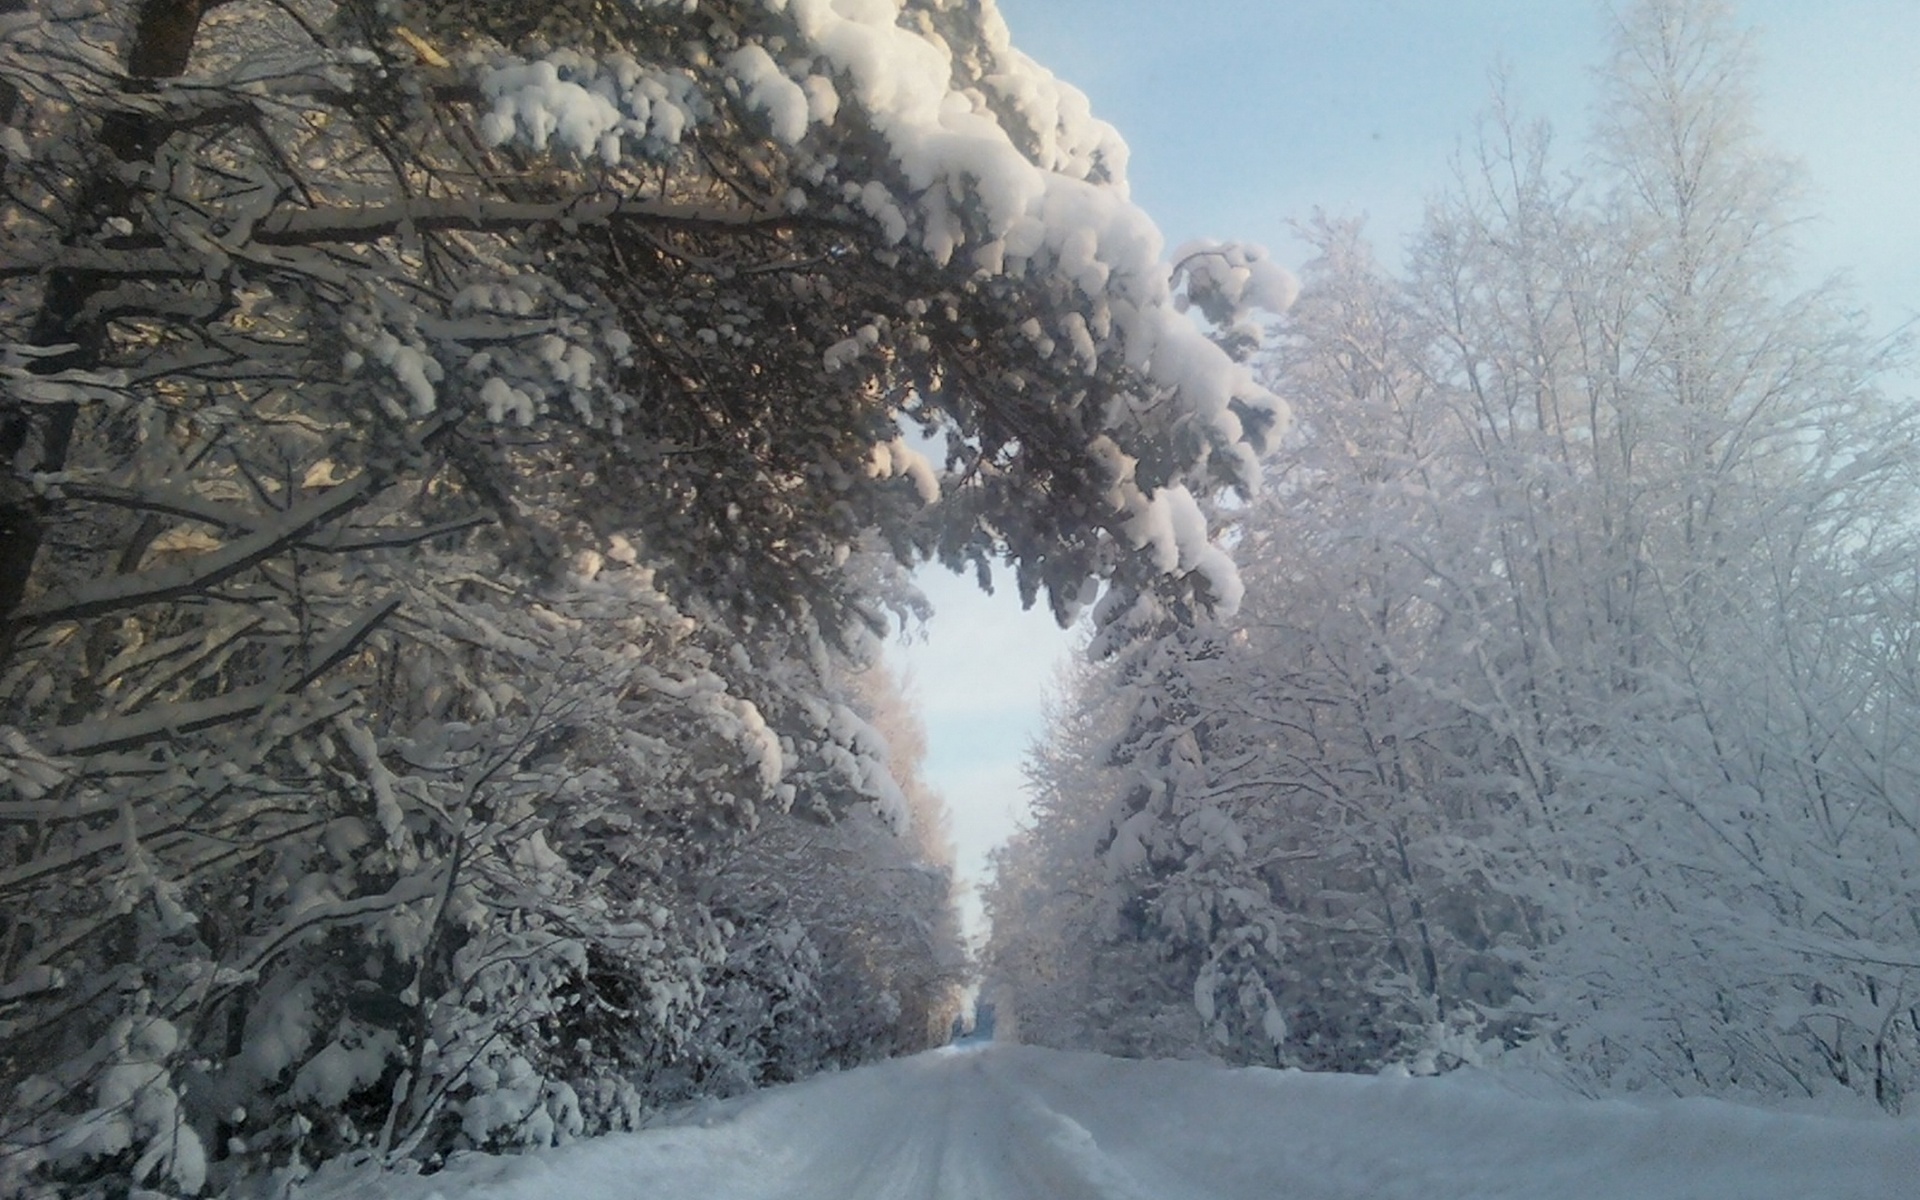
xmin=0 ymin=0 xmax=208 ymax=638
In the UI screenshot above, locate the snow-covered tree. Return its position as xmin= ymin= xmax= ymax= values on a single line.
xmin=994 ymin=0 xmax=1920 ymax=1108
xmin=0 ymin=1 xmax=1288 ymax=1194
xmin=684 ymin=662 xmax=966 ymax=1096
xmin=1471 ymin=0 xmax=1920 ymax=1106
xmin=982 ymin=654 xmax=1215 ymax=1058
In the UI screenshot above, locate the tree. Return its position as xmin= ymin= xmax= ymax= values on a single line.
xmin=991 ymin=221 xmax=1526 ymax=1072
xmin=0 ymin=1 xmax=1288 ymax=1194
xmin=995 ymin=0 xmax=1920 ymax=1107
xmin=983 ymin=653 xmax=1216 ymax=1058
xmin=1407 ymin=0 xmax=1920 ymax=1105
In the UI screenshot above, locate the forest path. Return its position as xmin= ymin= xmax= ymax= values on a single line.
xmin=307 ymin=1044 xmax=1917 ymax=1199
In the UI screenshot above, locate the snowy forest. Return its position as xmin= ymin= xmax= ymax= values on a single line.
xmin=987 ymin=0 xmax=1920 ymax=1118
xmin=0 ymin=0 xmax=1288 ymax=1195
xmin=0 ymin=0 xmax=1915 ymax=1197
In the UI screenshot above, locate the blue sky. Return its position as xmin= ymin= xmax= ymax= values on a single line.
xmin=890 ymin=0 xmax=1920 ymax=938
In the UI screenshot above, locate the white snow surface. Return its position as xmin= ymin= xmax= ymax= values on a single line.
xmin=287 ymin=1045 xmax=1916 ymax=1199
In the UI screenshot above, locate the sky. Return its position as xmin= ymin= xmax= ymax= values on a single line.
xmin=888 ymin=0 xmax=1920 ymax=940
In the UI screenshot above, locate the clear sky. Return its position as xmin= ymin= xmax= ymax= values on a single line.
xmin=889 ymin=0 xmax=1920 ymax=940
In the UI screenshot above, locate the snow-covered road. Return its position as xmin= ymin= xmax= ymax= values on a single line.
xmin=304 ymin=1045 xmax=1918 ymax=1199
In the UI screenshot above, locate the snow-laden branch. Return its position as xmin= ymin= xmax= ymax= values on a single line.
xmin=54 ymin=481 xmax=490 ymax=554
xmin=14 ymin=407 xmax=458 ymax=625
xmin=37 ymin=684 xmax=280 ymax=758
xmin=34 ymin=595 xmax=403 ymax=757
xmin=14 ymin=474 xmax=378 ymax=626
xmin=228 ymin=871 xmax=446 ymax=985
xmin=250 ymin=196 xmax=812 ymax=244
xmin=0 ymin=198 xmax=814 ymax=282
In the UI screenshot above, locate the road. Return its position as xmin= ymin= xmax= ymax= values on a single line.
xmin=304 ymin=1044 xmax=1918 ymax=1199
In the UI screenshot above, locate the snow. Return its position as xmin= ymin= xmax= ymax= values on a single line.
xmin=727 ymin=45 xmax=810 ymax=146
xmin=476 ymin=53 xmax=705 ymax=161
xmin=867 ymin=436 xmax=941 ymax=504
xmin=481 ymin=376 xmax=538 ymax=427
xmin=45 ymin=1014 xmax=208 ymax=1196
xmin=1173 ymin=239 xmax=1301 ymax=323
xmin=468 ymin=1 xmax=1287 ymax=458
xmin=293 ymin=1028 xmax=401 ymax=1109
xmin=1121 ymin=484 xmax=1244 ymax=613
xmin=366 ymin=332 xmax=443 ymax=416
xmin=279 ymin=1044 xmax=1917 ymax=1200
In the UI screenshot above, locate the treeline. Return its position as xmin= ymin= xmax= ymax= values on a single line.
xmin=0 ymin=1 xmax=1286 ymax=1196
xmin=988 ymin=0 xmax=1920 ymax=1112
